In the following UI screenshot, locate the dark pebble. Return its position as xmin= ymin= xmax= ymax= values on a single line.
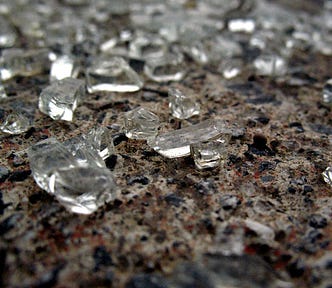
xmin=248 ymin=134 xmax=275 ymax=156
xmin=127 ymin=175 xmax=149 ymax=185
xmin=125 ymin=274 xmax=169 ymax=288
xmin=309 ymin=214 xmax=328 ymax=229
xmin=256 ymin=116 xmax=270 ymax=125
xmin=93 ymin=246 xmax=113 ymax=271
xmin=289 ymin=122 xmax=305 ymax=133
xmin=287 ymin=259 xmax=305 ymax=278
xmin=303 ymin=185 xmax=314 ymax=193
xmin=129 ymin=58 xmax=145 ymax=73
xmin=0 ymin=213 xmax=23 ymax=236
xmin=105 ymin=155 xmax=117 ymax=170
xmin=0 ymin=167 xmax=10 ymax=183
xmin=164 ymin=194 xmax=184 ymax=207
xmin=0 ymin=192 xmax=11 ymax=215
xmin=0 ymin=249 xmax=6 ymax=286
xmin=261 ymin=175 xmax=274 ymax=182
xmin=220 ymin=195 xmax=241 ymax=210
xmin=310 ymin=124 xmax=332 ymax=135
xmin=258 ymin=161 xmax=275 ymax=172
xmin=7 ymin=170 xmax=31 ymax=182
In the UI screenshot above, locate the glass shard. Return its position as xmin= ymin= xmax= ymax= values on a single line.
xmin=168 ymin=87 xmax=200 ymax=120
xmin=50 ymin=55 xmax=79 ymax=82
xmin=228 ymin=18 xmax=256 ymax=33
xmin=50 ymin=166 xmax=116 ymax=214
xmin=39 ymin=78 xmax=85 ymax=121
xmin=190 ymin=137 xmax=230 ymax=170
xmin=0 ymin=112 xmax=30 ymax=134
xmin=0 ymin=49 xmax=50 ymax=81
xmin=86 ymin=56 xmax=143 ymax=93
xmin=253 ymin=54 xmax=287 ymax=76
xmin=322 ymin=167 xmax=332 ymax=186
xmin=0 ymin=17 xmax=17 ymax=48
xmin=147 ymin=119 xmax=232 ymax=158
xmin=124 ymin=107 xmax=160 ymax=140
xmin=27 ymin=138 xmax=77 ymax=193
xmin=219 ymin=58 xmax=243 ymax=79
xmin=144 ymin=51 xmax=185 ymax=82
xmin=0 ymin=80 xmax=7 ymax=99
xmin=323 ymin=79 xmax=332 ymax=104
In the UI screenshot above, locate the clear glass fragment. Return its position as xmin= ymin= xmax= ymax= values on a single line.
xmin=147 ymin=119 xmax=233 ymax=158
xmin=190 ymin=137 xmax=230 ymax=170
xmin=0 ymin=80 xmax=7 ymax=99
xmin=85 ymin=127 xmax=114 ymax=160
xmin=323 ymin=79 xmax=332 ymax=104
xmin=253 ymin=54 xmax=287 ymax=76
xmin=228 ymin=19 xmax=256 ymax=33
xmin=0 ymin=112 xmax=30 ymax=134
xmin=50 ymin=166 xmax=116 ymax=215
xmin=86 ymin=56 xmax=143 ymax=93
xmin=168 ymin=87 xmax=200 ymax=119
xmin=219 ymin=58 xmax=243 ymax=79
xmin=124 ymin=107 xmax=160 ymax=140
xmin=0 ymin=16 xmax=17 ymax=48
xmin=0 ymin=48 xmax=50 ymax=80
xmin=322 ymin=167 xmax=332 ymax=186
xmin=50 ymin=55 xmax=79 ymax=82
xmin=39 ymin=78 xmax=85 ymax=121
xmin=144 ymin=51 xmax=185 ymax=82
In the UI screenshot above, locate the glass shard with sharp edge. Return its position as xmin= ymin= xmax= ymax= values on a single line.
xmin=253 ymin=54 xmax=287 ymax=76
xmin=168 ymin=87 xmax=200 ymax=119
xmin=50 ymin=166 xmax=116 ymax=214
xmin=144 ymin=51 xmax=185 ymax=82
xmin=190 ymin=137 xmax=231 ymax=170
xmin=85 ymin=127 xmax=114 ymax=160
xmin=39 ymin=78 xmax=85 ymax=121
xmin=86 ymin=56 xmax=143 ymax=93
xmin=322 ymin=167 xmax=332 ymax=187
xmin=323 ymin=79 xmax=332 ymax=104
xmin=147 ymin=119 xmax=232 ymax=158
xmin=124 ymin=107 xmax=160 ymax=140
xmin=0 ymin=49 xmax=50 ymax=81
xmin=0 ymin=112 xmax=30 ymax=134
xmin=27 ymin=138 xmax=78 ymax=193
xmin=50 ymin=55 xmax=79 ymax=82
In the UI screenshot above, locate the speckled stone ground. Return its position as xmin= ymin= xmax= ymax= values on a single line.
xmin=1 ymin=3 xmax=332 ymax=288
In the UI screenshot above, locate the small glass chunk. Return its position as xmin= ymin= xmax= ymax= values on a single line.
xmin=85 ymin=127 xmax=114 ymax=160
xmin=144 ymin=51 xmax=185 ymax=82
xmin=168 ymin=87 xmax=200 ymax=119
xmin=323 ymin=79 xmax=332 ymax=104
xmin=50 ymin=166 xmax=116 ymax=215
xmin=86 ymin=56 xmax=143 ymax=93
xmin=147 ymin=119 xmax=231 ymax=158
xmin=322 ymin=167 xmax=332 ymax=187
xmin=39 ymin=78 xmax=85 ymax=121
xmin=228 ymin=19 xmax=256 ymax=33
xmin=190 ymin=137 xmax=230 ymax=170
xmin=0 ymin=80 xmax=7 ymax=99
xmin=219 ymin=58 xmax=243 ymax=79
xmin=0 ymin=48 xmax=50 ymax=81
xmin=0 ymin=112 xmax=30 ymax=134
xmin=27 ymin=138 xmax=77 ymax=193
xmin=0 ymin=17 xmax=17 ymax=48
xmin=124 ymin=107 xmax=160 ymax=140
xmin=50 ymin=55 xmax=79 ymax=82
xmin=253 ymin=54 xmax=287 ymax=76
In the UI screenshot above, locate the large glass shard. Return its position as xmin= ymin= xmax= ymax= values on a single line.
xmin=50 ymin=166 xmax=116 ymax=214
xmin=144 ymin=51 xmax=185 ymax=82
xmin=323 ymin=79 xmax=332 ymax=104
xmin=0 ymin=112 xmax=30 ymax=134
xmin=0 ymin=49 xmax=50 ymax=80
xmin=50 ymin=55 xmax=79 ymax=82
xmin=322 ymin=167 xmax=332 ymax=187
xmin=253 ymin=54 xmax=287 ymax=76
xmin=190 ymin=137 xmax=230 ymax=170
xmin=0 ymin=17 xmax=17 ymax=48
xmin=27 ymin=138 xmax=77 ymax=193
xmin=39 ymin=78 xmax=85 ymax=121
xmin=147 ymin=119 xmax=232 ymax=158
xmin=86 ymin=56 xmax=143 ymax=93
xmin=168 ymin=88 xmax=200 ymax=120
xmin=124 ymin=107 xmax=160 ymax=140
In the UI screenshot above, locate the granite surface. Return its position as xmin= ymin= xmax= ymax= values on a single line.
xmin=0 ymin=1 xmax=332 ymax=288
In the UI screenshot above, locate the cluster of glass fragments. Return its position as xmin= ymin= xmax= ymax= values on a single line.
xmin=0 ymin=0 xmax=331 ymax=213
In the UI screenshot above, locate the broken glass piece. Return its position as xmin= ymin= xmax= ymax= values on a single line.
xmin=85 ymin=127 xmax=114 ymax=160
xmin=219 ymin=58 xmax=243 ymax=79
xmin=0 ymin=112 xmax=30 ymax=134
xmin=228 ymin=19 xmax=256 ymax=33
xmin=253 ymin=54 xmax=287 ymax=76
xmin=190 ymin=137 xmax=230 ymax=170
xmin=100 ymin=30 xmax=133 ymax=57
xmin=27 ymin=138 xmax=77 ymax=193
xmin=0 ymin=17 xmax=17 ymax=48
xmin=50 ymin=55 xmax=79 ymax=82
xmin=129 ymin=32 xmax=167 ymax=60
xmin=39 ymin=78 xmax=85 ymax=121
xmin=323 ymin=79 xmax=332 ymax=104
xmin=50 ymin=166 xmax=116 ymax=214
xmin=147 ymin=119 xmax=231 ymax=158
xmin=86 ymin=56 xmax=143 ymax=93
xmin=182 ymin=42 xmax=209 ymax=64
xmin=0 ymin=48 xmax=50 ymax=80
xmin=144 ymin=51 xmax=185 ymax=82
xmin=322 ymin=167 xmax=332 ymax=186
xmin=124 ymin=107 xmax=160 ymax=140
xmin=0 ymin=80 xmax=7 ymax=99
xmin=168 ymin=87 xmax=200 ymax=119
